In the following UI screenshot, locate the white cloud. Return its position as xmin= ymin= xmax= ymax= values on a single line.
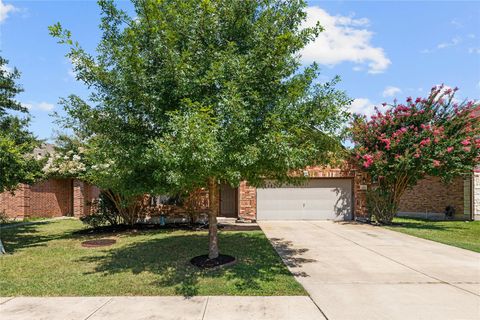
xmin=382 ymin=86 xmax=402 ymax=97
xmin=301 ymin=7 xmax=391 ymax=74
xmin=468 ymin=48 xmax=480 ymax=54
xmin=22 ymin=102 xmax=55 ymax=112
xmin=450 ymin=19 xmax=463 ymax=29
xmin=350 ymin=98 xmax=377 ymax=118
xmin=437 ymin=36 xmax=461 ymax=49
xmin=0 ymin=0 xmax=17 ymax=23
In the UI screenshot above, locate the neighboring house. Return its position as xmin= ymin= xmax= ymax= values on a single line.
xmin=1 ymin=144 xmax=100 ymax=220
xmin=0 ymin=179 xmax=100 ymax=219
xmin=1 ymin=165 xmax=478 ymax=221
xmin=398 ymin=173 xmax=479 ymax=220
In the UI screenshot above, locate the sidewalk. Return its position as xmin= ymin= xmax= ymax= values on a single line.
xmin=0 ymin=296 xmax=326 ymax=320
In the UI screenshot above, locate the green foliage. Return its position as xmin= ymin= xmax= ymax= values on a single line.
xmin=50 ymin=0 xmax=350 ymax=197
xmin=80 ymin=191 xmax=121 ymax=228
xmin=0 ymin=55 xmax=41 ymax=192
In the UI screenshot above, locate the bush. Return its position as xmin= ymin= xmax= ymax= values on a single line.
xmin=80 ymin=191 xmax=123 ymax=228
xmin=0 ymin=210 xmax=9 ymax=224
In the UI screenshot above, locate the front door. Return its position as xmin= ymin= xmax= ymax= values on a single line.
xmin=220 ymin=184 xmax=237 ymax=217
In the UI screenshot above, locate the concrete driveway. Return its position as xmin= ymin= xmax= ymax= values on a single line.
xmin=259 ymin=221 xmax=480 ymax=320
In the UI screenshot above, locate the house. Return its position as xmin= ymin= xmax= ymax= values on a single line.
xmin=0 ymin=179 xmax=100 ymax=220
xmin=1 ymin=165 xmax=479 ymax=221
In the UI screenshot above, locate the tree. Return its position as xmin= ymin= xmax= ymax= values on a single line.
xmin=351 ymin=85 xmax=480 ymax=224
xmin=50 ymin=0 xmax=350 ymax=260
xmin=0 ymin=56 xmax=40 ymax=193
xmin=0 ymin=55 xmax=40 ymax=254
xmin=44 ymin=134 xmax=146 ymax=225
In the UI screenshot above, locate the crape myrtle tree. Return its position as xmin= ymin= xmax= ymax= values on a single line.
xmin=50 ymin=0 xmax=350 ymax=260
xmin=0 ymin=55 xmax=41 ymax=253
xmin=351 ymin=85 xmax=480 ymax=224
xmin=44 ymin=134 xmax=146 ymax=225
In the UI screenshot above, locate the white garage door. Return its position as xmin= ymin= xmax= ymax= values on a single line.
xmin=256 ymin=179 xmax=353 ymax=220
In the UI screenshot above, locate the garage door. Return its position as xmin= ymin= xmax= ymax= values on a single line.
xmin=256 ymin=179 xmax=352 ymax=220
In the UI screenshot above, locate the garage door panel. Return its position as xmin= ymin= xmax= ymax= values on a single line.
xmin=257 ymin=179 xmax=352 ymax=220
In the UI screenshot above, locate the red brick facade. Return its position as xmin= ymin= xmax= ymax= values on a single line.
xmin=398 ymin=176 xmax=470 ymax=218
xmin=0 ymin=179 xmax=99 ymax=219
xmin=2 ymin=170 xmax=475 ymax=221
xmin=237 ymin=165 xmax=370 ymax=220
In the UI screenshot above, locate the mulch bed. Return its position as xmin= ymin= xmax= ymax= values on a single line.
xmin=81 ymin=239 xmax=117 ymax=248
xmin=190 ymin=254 xmax=236 ymax=269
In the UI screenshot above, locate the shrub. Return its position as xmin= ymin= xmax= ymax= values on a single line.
xmin=80 ymin=191 xmax=145 ymax=228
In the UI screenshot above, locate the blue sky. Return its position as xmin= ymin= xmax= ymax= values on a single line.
xmin=1 ymin=0 xmax=479 ymax=141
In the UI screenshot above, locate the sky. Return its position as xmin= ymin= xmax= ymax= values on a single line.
xmin=1 ymin=0 xmax=479 ymax=141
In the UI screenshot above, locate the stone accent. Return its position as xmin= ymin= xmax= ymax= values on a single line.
xmin=238 ymin=181 xmax=256 ymax=220
xmin=474 ymin=171 xmax=480 ymax=220
xmin=398 ymin=176 xmax=468 ymax=219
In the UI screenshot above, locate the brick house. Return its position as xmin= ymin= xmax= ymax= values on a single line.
xmin=1 ymin=166 xmax=478 ymax=221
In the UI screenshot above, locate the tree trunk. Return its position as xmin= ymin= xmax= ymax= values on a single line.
xmin=208 ymin=178 xmax=220 ymax=259
xmin=0 ymin=239 xmax=5 ymax=255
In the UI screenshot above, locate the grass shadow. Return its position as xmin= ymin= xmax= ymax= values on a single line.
xmin=77 ymin=231 xmax=297 ymax=296
xmin=0 ymin=221 xmax=73 ymax=253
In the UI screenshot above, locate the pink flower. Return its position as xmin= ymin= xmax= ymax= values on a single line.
xmin=461 ymin=139 xmax=470 ymax=146
xmin=362 ymin=154 xmax=374 ymax=168
xmin=414 ymin=153 xmax=421 ymax=158
xmin=433 ymin=160 xmax=441 ymax=167
xmin=420 ymin=138 xmax=431 ymax=147
xmin=380 ymin=138 xmax=391 ymax=150
xmin=446 ymin=147 xmax=454 ymax=153
xmin=463 ymin=147 xmax=471 ymax=152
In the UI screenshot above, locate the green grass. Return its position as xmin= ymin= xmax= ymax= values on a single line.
xmin=386 ymin=217 xmax=480 ymax=253
xmin=0 ymin=220 xmax=305 ymax=296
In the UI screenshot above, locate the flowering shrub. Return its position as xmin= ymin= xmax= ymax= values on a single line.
xmin=351 ymin=85 xmax=480 ymax=223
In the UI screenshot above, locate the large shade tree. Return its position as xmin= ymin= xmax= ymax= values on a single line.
xmin=50 ymin=0 xmax=350 ymax=260
xmin=351 ymin=86 xmax=480 ymax=224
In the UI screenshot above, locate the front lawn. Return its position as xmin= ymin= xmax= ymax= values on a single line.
xmin=0 ymin=220 xmax=305 ymax=296
xmin=386 ymin=217 xmax=480 ymax=253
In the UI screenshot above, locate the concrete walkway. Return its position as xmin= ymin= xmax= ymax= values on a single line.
xmin=259 ymin=221 xmax=480 ymax=320
xmin=0 ymin=296 xmax=326 ymax=320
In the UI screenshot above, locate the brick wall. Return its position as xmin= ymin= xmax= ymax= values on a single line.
xmin=29 ymin=179 xmax=73 ymax=218
xmin=0 ymin=179 xmax=99 ymax=219
xmin=0 ymin=184 xmax=29 ymax=219
xmin=398 ymin=176 xmax=467 ymax=218
xmin=73 ymin=180 xmax=101 ymax=217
